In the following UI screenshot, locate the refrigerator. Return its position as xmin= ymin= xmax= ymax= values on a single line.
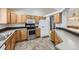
xmin=39 ymin=19 xmax=50 ymax=37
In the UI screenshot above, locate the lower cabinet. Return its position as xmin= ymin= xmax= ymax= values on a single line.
xmin=5 ymin=31 xmax=16 ymax=50
xmin=11 ymin=31 xmax=16 ymax=50
xmin=16 ymin=30 xmax=27 ymax=42
xmin=51 ymin=30 xmax=61 ymax=45
xmin=16 ymin=30 xmax=21 ymax=42
xmin=21 ymin=30 xmax=27 ymax=41
xmin=5 ymin=38 xmax=11 ymax=50
xmin=5 ymin=29 xmax=28 ymax=50
xmin=35 ymin=28 xmax=40 ymax=38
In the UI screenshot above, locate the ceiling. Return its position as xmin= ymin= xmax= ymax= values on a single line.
xmin=10 ymin=8 xmax=62 ymax=16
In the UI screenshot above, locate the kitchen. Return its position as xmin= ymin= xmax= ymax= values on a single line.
xmin=0 ymin=8 xmax=79 ymax=50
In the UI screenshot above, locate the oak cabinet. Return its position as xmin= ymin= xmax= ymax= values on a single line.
xmin=5 ymin=31 xmax=16 ymax=50
xmin=34 ymin=16 xmax=40 ymax=23
xmin=11 ymin=31 xmax=16 ymax=50
xmin=26 ymin=15 xmax=32 ymax=19
xmin=10 ymin=13 xmax=17 ymax=24
xmin=21 ymin=15 xmax=27 ymax=23
xmin=20 ymin=30 xmax=27 ymax=41
xmin=54 ymin=13 xmax=61 ymax=24
xmin=0 ymin=8 xmax=11 ymax=24
xmin=16 ymin=30 xmax=27 ymax=42
xmin=51 ymin=31 xmax=61 ymax=45
xmin=51 ymin=30 xmax=55 ymax=42
xmin=7 ymin=9 xmax=11 ymax=24
xmin=16 ymin=14 xmax=22 ymax=24
xmin=5 ymin=38 xmax=11 ymax=50
xmin=35 ymin=28 xmax=40 ymax=38
xmin=16 ymin=30 xmax=21 ymax=42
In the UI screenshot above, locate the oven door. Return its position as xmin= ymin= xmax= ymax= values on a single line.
xmin=27 ymin=29 xmax=35 ymax=40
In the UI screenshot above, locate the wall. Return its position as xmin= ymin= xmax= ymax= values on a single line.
xmin=55 ymin=8 xmax=79 ymax=28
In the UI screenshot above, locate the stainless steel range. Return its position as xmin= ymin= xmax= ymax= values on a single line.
xmin=25 ymin=23 xmax=36 ymax=40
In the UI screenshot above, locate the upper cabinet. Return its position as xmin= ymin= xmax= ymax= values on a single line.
xmin=54 ymin=13 xmax=62 ymax=24
xmin=10 ymin=11 xmax=17 ymax=24
xmin=0 ymin=8 xmax=43 ymax=24
xmin=21 ymin=15 xmax=27 ymax=23
xmin=34 ymin=16 xmax=43 ymax=23
xmin=0 ymin=8 xmax=11 ymax=24
xmin=16 ymin=14 xmax=22 ymax=24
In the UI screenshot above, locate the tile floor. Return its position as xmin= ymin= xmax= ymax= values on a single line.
xmin=15 ymin=37 xmax=55 ymax=50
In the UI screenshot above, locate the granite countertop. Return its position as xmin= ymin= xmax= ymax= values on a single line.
xmin=0 ymin=30 xmax=16 ymax=49
xmin=55 ymin=29 xmax=79 ymax=50
xmin=0 ymin=28 xmax=28 ymax=49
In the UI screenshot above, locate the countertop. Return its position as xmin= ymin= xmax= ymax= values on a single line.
xmin=66 ymin=28 xmax=79 ymax=34
xmin=0 ymin=28 xmax=27 ymax=49
xmin=0 ymin=30 xmax=16 ymax=49
xmin=55 ymin=29 xmax=79 ymax=50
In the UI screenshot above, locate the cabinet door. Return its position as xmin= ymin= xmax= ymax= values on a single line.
xmin=51 ymin=31 xmax=55 ymax=42
xmin=21 ymin=15 xmax=27 ymax=23
xmin=5 ymin=39 xmax=11 ymax=50
xmin=17 ymin=14 xmax=22 ymax=24
xmin=11 ymin=13 xmax=17 ymax=24
xmin=54 ymin=13 xmax=61 ymax=24
xmin=51 ymin=31 xmax=61 ymax=45
xmin=20 ymin=30 xmax=27 ymax=40
xmin=34 ymin=16 xmax=40 ymax=23
xmin=16 ymin=30 xmax=21 ymax=42
xmin=11 ymin=32 xmax=16 ymax=50
xmin=0 ymin=8 xmax=8 ymax=24
xmin=7 ymin=9 xmax=11 ymax=24
xmin=54 ymin=33 xmax=61 ymax=45
xmin=35 ymin=28 xmax=40 ymax=38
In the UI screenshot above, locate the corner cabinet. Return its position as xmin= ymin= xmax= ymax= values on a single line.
xmin=0 ymin=8 xmax=11 ymax=24
xmin=54 ymin=13 xmax=62 ymax=24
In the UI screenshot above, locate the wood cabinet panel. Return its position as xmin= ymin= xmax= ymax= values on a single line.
xmin=11 ymin=32 xmax=16 ymax=50
xmin=5 ymin=38 xmax=11 ymax=50
xmin=0 ymin=8 xmax=10 ymax=24
xmin=7 ymin=9 xmax=11 ymax=24
xmin=35 ymin=28 xmax=40 ymax=38
xmin=16 ymin=30 xmax=21 ymax=42
xmin=16 ymin=30 xmax=27 ymax=42
xmin=34 ymin=16 xmax=40 ymax=23
xmin=54 ymin=33 xmax=61 ymax=45
xmin=20 ymin=30 xmax=27 ymax=40
xmin=5 ymin=31 xmax=16 ymax=50
xmin=51 ymin=31 xmax=55 ymax=42
xmin=16 ymin=14 xmax=22 ymax=24
xmin=21 ymin=15 xmax=27 ymax=23
xmin=54 ymin=13 xmax=61 ymax=24
xmin=51 ymin=31 xmax=61 ymax=45
xmin=11 ymin=13 xmax=17 ymax=24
